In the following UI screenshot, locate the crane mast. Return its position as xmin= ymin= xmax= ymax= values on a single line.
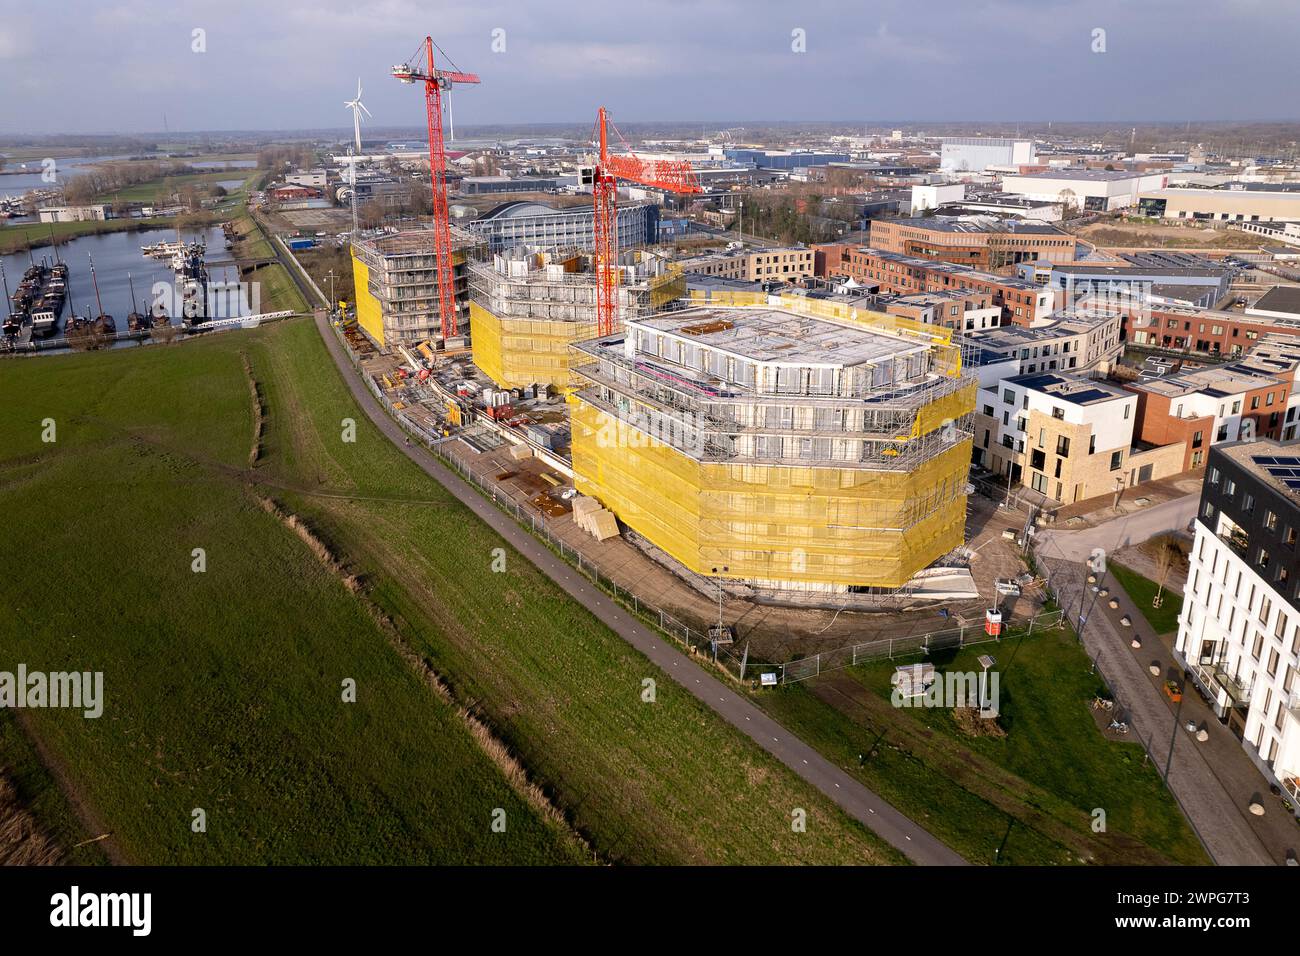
xmin=591 ymin=107 xmax=702 ymax=338
xmin=392 ymin=37 xmax=479 ymax=343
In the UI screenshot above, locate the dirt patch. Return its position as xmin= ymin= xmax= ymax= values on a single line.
xmin=952 ymin=707 xmax=1007 ymax=739
xmin=241 ymin=353 xmax=266 ymax=468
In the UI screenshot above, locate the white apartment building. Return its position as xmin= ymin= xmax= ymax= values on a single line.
xmin=1178 ymin=439 xmax=1300 ymax=803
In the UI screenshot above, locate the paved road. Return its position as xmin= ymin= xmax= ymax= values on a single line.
xmin=312 ymin=313 xmax=966 ymax=866
xmin=1043 ymin=558 xmax=1274 ymax=866
xmin=1037 ymin=494 xmax=1198 ymax=563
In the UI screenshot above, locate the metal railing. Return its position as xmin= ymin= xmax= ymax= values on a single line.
xmin=774 ymin=608 xmax=1065 ymax=684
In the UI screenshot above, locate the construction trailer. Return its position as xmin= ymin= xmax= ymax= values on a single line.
xmin=568 ymin=294 xmax=976 ymax=598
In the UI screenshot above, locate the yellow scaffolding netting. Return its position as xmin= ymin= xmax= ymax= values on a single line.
xmin=350 ymin=252 xmax=385 ymax=347
xmin=470 ymin=301 xmax=597 ymax=389
xmin=571 ymin=400 xmax=971 ymax=590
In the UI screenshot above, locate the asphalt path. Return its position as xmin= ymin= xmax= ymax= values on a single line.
xmin=313 ymin=312 xmax=966 ymax=866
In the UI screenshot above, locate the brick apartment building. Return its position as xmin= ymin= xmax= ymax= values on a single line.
xmin=1126 ymin=304 xmax=1300 ymax=357
xmin=868 ymin=216 xmax=1075 ymax=273
xmin=1125 ymin=367 xmax=1290 ymax=471
xmin=814 ymin=245 xmax=1054 ymax=325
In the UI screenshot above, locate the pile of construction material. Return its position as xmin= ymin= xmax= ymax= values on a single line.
xmin=572 ymin=495 xmax=619 ymax=541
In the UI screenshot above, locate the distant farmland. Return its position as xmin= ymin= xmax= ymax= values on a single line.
xmin=0 ymin=320 xmax=903 ymax=865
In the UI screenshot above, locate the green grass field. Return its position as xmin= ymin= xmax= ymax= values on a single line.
xmin=0 ymin=318 xmax=903 ymax=865
xmin=753 ymin=626 xmax=1208 ymax=866
xmin=96 ymin=170 xmax=260 ymax=204
xmin=1109 ymin=563 xmax=1184 ymax=634
xmin=0 ymin=711 xmax=108 ymax=865
xmin=0 ymin=338 xmax=587 ymax=864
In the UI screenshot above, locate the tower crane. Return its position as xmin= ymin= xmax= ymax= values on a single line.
xmin=392 ymin=37 xmax=479 ymax=343
xmin=589 ymin=107 xmax=702 ymax=338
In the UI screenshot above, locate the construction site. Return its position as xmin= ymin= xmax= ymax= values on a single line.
xmin=349 ymin=225 xmax=481 ymax=348
xmin=340 ymin=47 xmax=993 ymax=614
xmin=568 ymin=293 xmax=980 ymax=601
xmin=467 ymin=247 xmax=684 ymax=389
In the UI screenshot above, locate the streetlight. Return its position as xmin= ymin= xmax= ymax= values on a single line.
xmin=325 ymin=269 xmax=340 ymax=316
xmin=710 ymin=565 xmax=730 ymax=658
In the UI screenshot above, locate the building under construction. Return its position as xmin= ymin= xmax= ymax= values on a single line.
xmin=350 ymin=226 xmax=481 ymax=348
xmin=568 ymin=293 xmax=976 ymax=597
xmin=468 ymin=247 xmax=685 ymax=390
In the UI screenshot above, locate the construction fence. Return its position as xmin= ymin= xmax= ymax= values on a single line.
xmin=327 ymin=319 xmax=751 ymax=682
xmin=775 ymin=607 xmax=1066 ymax=684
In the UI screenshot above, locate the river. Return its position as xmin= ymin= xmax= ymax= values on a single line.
xmin=0 ymin=155 xmax=256 ymax=200
xmin=1 ymin=225 xmax=253 ymax=340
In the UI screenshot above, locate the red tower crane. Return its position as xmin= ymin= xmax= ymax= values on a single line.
xmin=590 ymin=107 xmax=702 ymax=338
xmin=393 ymin=37 xmax=479 ymax=342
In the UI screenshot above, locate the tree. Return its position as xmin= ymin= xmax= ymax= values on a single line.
xmin=1151 ymin=536 xmax=1184 ymax=609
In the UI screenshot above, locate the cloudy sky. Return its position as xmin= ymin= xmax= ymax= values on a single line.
xmin=2 ymin=0 xmax=1298 ymax=133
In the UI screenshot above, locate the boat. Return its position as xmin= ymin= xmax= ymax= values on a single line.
xmin=126 ymin=273 xmax=148 ymax=331
xmin=175 ymin=242 xmax=209 ymax=326
xmin=29 ymin=261 xmax=68 ymax=338
xmin=88 ymin=255 xmax=116 ymax=337
xmin=0 ymin=261 xmax=18 ymax=339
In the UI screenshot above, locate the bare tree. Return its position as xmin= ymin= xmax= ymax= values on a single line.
xmin=1152 ymin=535 xmax=1185 ymax=609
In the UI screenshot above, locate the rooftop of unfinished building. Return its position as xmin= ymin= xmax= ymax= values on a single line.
xmin=353 ymin=225 xmax=479 ymax=257
xmin=632 ymin=306 xmax=931 ymax=368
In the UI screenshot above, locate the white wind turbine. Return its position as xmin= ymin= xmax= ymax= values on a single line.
xmin=344 ymin=78 xmax=371 ymax=154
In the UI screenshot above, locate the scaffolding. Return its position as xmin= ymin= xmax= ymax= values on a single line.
xmin=571 ymin=401 xmax=971 ymax=590
xmin=568 ymin=300 xmax=976 ymax=592
xmin=468 ymin=250 xmax=684 ymax=389
xmin=350 ymin=227 xmax=481 ymax=346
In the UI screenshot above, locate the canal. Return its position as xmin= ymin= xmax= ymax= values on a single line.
xmin=2 ymin=224 xmax=253 ymax=339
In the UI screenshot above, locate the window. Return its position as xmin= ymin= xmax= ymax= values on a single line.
xmin=1243 ymin=494 xmax=1255 ymax=514
xmin=1089 ymin=435 xmax=1097 ymax=455
xmin=1031 ymin=448 xmax=1046 ymax=471
xmin=1109 ymin=451 xmax=1122 ymax=471
xmin=1210 ymin=467 xmax=1220 ymax=486
xmin=1123 ymin=404 xmax=1130 ymax=420
xmin=1266 ymin=511 xmax=1278 ymax=531
xmin=1002 ymin=389 xmax=1015 ymax=405
xmin=1051 ymin=407 xmax=1065 ymax=420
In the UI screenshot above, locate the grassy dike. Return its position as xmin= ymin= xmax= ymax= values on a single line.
xmin=0 ymin=318 xmax=905 ymax=865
